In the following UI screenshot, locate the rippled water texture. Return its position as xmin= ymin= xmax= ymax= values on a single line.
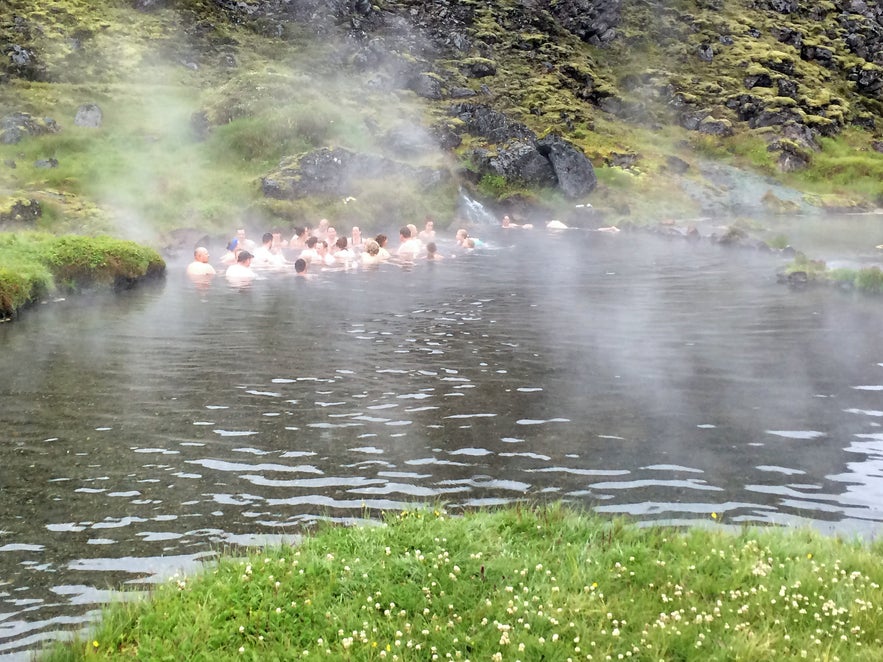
xmin=2 ymin=228 xmax=883 ymax=658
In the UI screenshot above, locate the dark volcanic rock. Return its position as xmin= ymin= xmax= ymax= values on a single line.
xmin=449 ymin=103 xmax=535 ymax=143
xmin=0 ymin=113 xmax=60 ymax=144
xmin=260 ymin=147 xmax=449 ymax=200
xmin=406 ymin=73 xmax=444 ymax=100
xmin=0 ymin=199 xmax=42 ymax=227
xmin=536 ymin=133 xmax=597 ymax=198
xmin=542 ymin=0 xmax=623 ymax=46
xmin=471 ymin=141 xmax=558 ymax=187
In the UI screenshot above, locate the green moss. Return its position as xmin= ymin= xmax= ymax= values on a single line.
xmin=0 ymin=231 xmax=165 ymax=319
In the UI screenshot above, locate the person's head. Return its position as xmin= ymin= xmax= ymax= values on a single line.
xmin=502 ymin=215 xmax=511 ymax=228
xmin=375 ymin=234 xmax=388 ymax=247
xmin=352 ymin=226 xmax=361 ymax=242
xmin=426 ymin=242 xmax=438 ymax=258
xmin=456 ymin=228 xmax=468 ymax=242
xmin=194 ymin=246 xmax=210 ymax=262
xmin=424 ymin=219 xmax=434 ymax=231
xmin=317 ymin=218 xmax=329 ymax=231
xmin=317 ymin=240 xmax=328 ymax=254
xmin=236 ymin=228 xmax=247 ymax=241
xmin=365 ymin=239 xmax=380 ymax=256
xmin=407 ymin=223 xmax=418 ymax=238
xmin=399 ymin=226 xmax=411 ymax=240
xmin=327 ymin=227 xmax=338 ymax=243
xmin=305 ymin=236 xmax=319 ymax=249
xmin=293 ymin=226 xmax=306 ymax=239
xmin=237 ymin=250 xmax=253 ymax=264
xmin=262 ymin=232 xmax=273 ymax=246
xmin=294 ymin=258 xmax=307 ymax=274
xmin=336 ymin=236 xmax=348 ymax=250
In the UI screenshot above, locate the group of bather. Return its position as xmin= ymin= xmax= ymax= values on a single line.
xmin=185 ymin=218 xmax=476 ymax=285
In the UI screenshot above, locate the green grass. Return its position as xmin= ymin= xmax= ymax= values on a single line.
xmin=38 ymin=505 xmax=883 ymax=661
xmin=0 ymin=231 xmax=165 ymax=318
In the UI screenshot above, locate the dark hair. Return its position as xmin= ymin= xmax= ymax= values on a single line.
xmin=294 ymin=258 xmax=307 ymax=273
xmin=237 ymin=250 xmax=253 ymax=263
xmin=262 ymin=232 xmax=273 ymax=244
xmin=306 ymin=236 xmax=318 ymax=248
xmin=399 ymin=226 xmax=411 ymax=238
xmin=426 ymin=242 xmax=437 ymax=254
xmin=375 ymin=234 xmax=387 ymax=246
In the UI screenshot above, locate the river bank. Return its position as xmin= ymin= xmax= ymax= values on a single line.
xmin=0 ymin=232 xmax=166 ymax=320
xmin=38 ymin=504 xmax=883 ymax=661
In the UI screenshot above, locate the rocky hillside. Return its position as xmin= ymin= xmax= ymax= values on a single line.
xmin=2 ymin=0 xmax=883 ymax=241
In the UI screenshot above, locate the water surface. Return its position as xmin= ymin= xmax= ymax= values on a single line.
xmin=2 ymin=228 xmax=883 ymax=659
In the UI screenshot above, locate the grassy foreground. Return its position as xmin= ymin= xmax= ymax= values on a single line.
xmin=41 ymin=506 xmax=883 ymax=662
xmin=0 ymin=232 xmax=165 ymax=319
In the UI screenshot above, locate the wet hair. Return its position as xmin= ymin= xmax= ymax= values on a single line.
xmin=426 ymin=242 xmax=437 ymax=255
xmin=294 ymin=258 xmax=307 ymax=273
xmin=293 ymin=226 xmax=305 ymax=238
xmin=365 ymin=239 xmax=380 ymax=256
xmin=262 ymin=232 xmax=273 ymax=244
xmin=237 ymin=250 xmax=253 ymax=263
xmin=336 ymin=236 xmax=348 ymax=250
xmin=399 ymin=226 xmax=411 ymax=239
xmin=305 ymin=236 xmax=319 ymax=248
xmin=375 ymin=234 xmax=387 ymax=247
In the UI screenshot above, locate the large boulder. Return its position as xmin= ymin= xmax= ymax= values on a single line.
xmin=260 ymin=147 xmax=448 ymax=200
xmin=449 ymin=103 xmax=535 ymax=143
xmin=536 ymin=134 xmax=597 ymax=198
xmin=470 ymin=141 xmax=558 ymax=187
xmin=74 ymin=104 xmax=103 ymax=128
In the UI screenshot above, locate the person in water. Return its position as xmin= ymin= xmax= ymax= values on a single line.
xmin=186 ymin=246 xmax=216 ymax=278
xmin=225 ymin=250 xmax=256 ymax=284
xmin=426 ymin=242 xmax=444 ymax=260
xmin=294 ymin=258 xmax=310 ymax=277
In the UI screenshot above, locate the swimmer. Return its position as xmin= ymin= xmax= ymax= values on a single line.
xmin=375 ymin=234 xmax=391 ymax=260
xmin=186 ymin=246 xmax=216 ymax=278
xmin=419 ymin=219 xmax=436 ymax=242
xmin=362 ymin=239 xmax=382 ymax=265
xmin=294 ymin=258 xmax=310 ymax=277
xmin=225 ymin=250 xmax=256 ymax=285
xmin=235 ymin=228 xmax=256 ymax=251
xmin=397 ymin=225 xmax=422 ymax=261
xmin=426 ymin=242 xmax=444 ymax=260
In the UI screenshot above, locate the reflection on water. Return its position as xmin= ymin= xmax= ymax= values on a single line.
xmin=2 ymin=228 xmax=883 ymax=659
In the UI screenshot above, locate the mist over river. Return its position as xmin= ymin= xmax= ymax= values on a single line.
xmin=2 ymin=226 xmax=883 ymax=659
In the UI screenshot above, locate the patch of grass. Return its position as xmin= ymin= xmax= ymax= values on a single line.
xmin=0 ymin=231 xmax=165 ymax=318
xmin=38 ymin=504 xmax=883 ymax=661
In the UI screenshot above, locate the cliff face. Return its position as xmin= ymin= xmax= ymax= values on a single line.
xmin=1 ymin=0 xmax=882 ymax=234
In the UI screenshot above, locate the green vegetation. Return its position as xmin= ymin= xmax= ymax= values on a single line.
xmin=3 ymin=0 xmax=883 ymax=240
xmin=0 ymin=232 xmax=165 ymax=318
xmin=40 ymin=505 xmax=883 ymax=661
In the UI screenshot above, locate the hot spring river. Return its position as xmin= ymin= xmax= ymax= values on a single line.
xmin=2 ymin=227 xmax=883 ymax=658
